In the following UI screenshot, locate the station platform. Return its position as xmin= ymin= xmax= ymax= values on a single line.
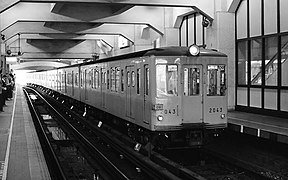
xmin=0 ymin=85 xmax=50 ymax=180
xmin=228 ymin=110 xmax=288 ymax=144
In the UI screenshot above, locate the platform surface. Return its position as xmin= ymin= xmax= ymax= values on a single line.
xmin=228 ymin=110 xmax=288 ymax=143
xmin=0 ymin=85 xmax=50 ymax=180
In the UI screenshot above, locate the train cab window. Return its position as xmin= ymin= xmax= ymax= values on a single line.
xmin=121 ymin=69 xmax=124 ymax=91
xmin=207 ymin=65 xmax=226 ymax=96
xmin=131 ymin=71 xmax=135 ymax=87
xmin=156 ymin=65 xmax=178 ymax=97
xmin=184 ymin=67 xmax=200 ymax=96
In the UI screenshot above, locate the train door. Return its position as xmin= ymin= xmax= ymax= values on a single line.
xmin=143 ymin=65 xmax=150 ymax=124
xmin=182 ymin=65 xmax=203 ymax=124
xmin=101 ymin=68 xmax=107 ymax=108
xmin=125 ymin=66 xmax=136 ymax=119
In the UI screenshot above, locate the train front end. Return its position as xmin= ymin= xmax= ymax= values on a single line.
xmin=186 ymin=46 xmax=227 ymax=146
xmin=150 ymin=45 xmax=228 ymax=147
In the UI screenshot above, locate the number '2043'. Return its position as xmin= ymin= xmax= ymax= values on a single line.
xmin=209 ymin=107 xmax=222 ymax=113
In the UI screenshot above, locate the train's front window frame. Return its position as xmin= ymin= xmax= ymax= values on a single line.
xmin=156 ymin=64 xmax=178 ymax=97
xmin=207 ymin=65 xmax=226 ymax=96
xmin=184 ymin=67 xmax=200 ymax=96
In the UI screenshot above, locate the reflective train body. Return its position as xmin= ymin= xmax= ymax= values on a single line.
xmin=29 ymin=46 xmax=228 ymax=146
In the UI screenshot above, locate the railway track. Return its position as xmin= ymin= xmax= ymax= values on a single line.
xmin=24 ymin=86 xmax=183 ymax=180
xmin=27 ymin=85 xmax=288 ymax=180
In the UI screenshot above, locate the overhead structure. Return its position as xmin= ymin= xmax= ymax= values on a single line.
xmin=0 ymin=0 xmax=220 ymax=71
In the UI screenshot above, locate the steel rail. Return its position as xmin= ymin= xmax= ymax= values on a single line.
xmin=25 ymin=86 xmax=130 ymax=180
xmin=23 ymin=87 xmax=67 ymax=180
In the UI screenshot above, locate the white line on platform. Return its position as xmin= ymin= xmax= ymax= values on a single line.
xmin=2 ymin=87 xmax=17 ymax=180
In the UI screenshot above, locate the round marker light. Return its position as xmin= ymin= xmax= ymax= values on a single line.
xmin=188 ymin=44 xmax=200 ymax=56
xmin=220 ymin=114 xmax=226 ymax=119
xmin=157 ymin=115 xmax=164 ymax=121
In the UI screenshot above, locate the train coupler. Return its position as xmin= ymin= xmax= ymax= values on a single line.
xmin=186 ymin=131 xmax=203 ymax=146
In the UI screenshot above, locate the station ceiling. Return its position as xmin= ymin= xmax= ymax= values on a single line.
xmin=0 ymin=0 xmax=215 ymax=71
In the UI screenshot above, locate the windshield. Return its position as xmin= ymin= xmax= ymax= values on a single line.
xmin=207 ymin=65 xmax=226 ymax=96
xmin=156 ymin=64 xmax=178 ymax=97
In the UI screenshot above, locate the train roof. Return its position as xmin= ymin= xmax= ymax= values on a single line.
xmin=82 ymin=46 xmax=227 ymax=65
xmin=36 ymin=46 xmax=227 ymax=72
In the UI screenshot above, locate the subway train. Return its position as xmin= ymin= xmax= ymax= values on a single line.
xmin=28 ymin=45 xmax=228 ymax=147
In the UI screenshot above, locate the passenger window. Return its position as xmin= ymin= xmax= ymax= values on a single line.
xmin=80 ymin=71 xmax=83 ymax=87
xmin=207 ymin=65 xmax=226 ymax=96
xmin=75 ymin=73 xmax=78 ymax=86
xmin=58 ymin=72 xmax=61 ymax=82
xmin=145 ymin=67 xmax=149 ymax=95
xmin=127 ymin=71 xmax=130 ymax=87
xmin=111 ymin=68 xmax=115 ymax=91
xmin=184 ymin=67 xmax=200 ymax=96
xmin=62 ymin=74 xmax=65 ymax=84
xmin=64 ymin=72 xmax=67 ymax=93
xmin=156 ymin=64 xmax=178 ymax=97
xmin=107 ymin=70 xmax=109 ymax=89
xmin=131 ymin=71 xmax=135 ymax=87
xmin=71 ymin=71 xmax=74 ymax=86
xmin=85 ymin=69 xmax=88 ymax=86
xmin=121 ymin=69 xmax=124 ymax=91
xmin=68 ymin=73 xmax=72 ymax=85
xmin=137 ymin=69 xmax=140 ymax=94
xmin=101 ymin=72 xmax=104 ymax=84
xmin=89 ymin=70 xmax=92 ymax=87
xmin=115 ymin=67 xmax=120 ymax=92
xmin=94 ymin=69 xmax=98 ymax=88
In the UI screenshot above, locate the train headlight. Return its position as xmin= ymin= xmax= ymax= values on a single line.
xmin=188 ymin=44 xmax=200 ymax=56
xmin=220 ymin=114 xmax=226 ymax=119
xmin=157 ymin=115 xmax=164 ymax=121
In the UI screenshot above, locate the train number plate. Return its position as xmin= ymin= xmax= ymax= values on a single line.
xmin=152 ymin=104 xmax=164 ymax=111
xmin=209 ymin=107 xmax=223 ymax=113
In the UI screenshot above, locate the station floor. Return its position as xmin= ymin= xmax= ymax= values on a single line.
xmin=0 ymin=84 xmax=288 ymax=180
xmin=228 ymin=110 xmax=288 ymax=144
xmin=0 ymin=85 xmax=50 ymax=180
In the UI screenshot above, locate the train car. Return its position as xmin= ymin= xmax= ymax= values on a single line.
xmin=29 ymin=45 xmax=228 ymax=147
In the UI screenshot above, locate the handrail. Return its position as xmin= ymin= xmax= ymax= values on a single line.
xmin=251 ymin=43 xmax=288 ymax=85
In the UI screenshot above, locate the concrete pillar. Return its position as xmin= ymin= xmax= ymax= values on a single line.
xmin=206 ymin=0 xmax=235 ymax=110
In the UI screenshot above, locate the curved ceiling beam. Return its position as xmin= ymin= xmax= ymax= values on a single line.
xmin=10 ymin=61 xmax=69 ymax=70
xmin=0 ymin=3 xmax=164 ymax=35
xmin=1 ymin=0 xmax=214 ymax=17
